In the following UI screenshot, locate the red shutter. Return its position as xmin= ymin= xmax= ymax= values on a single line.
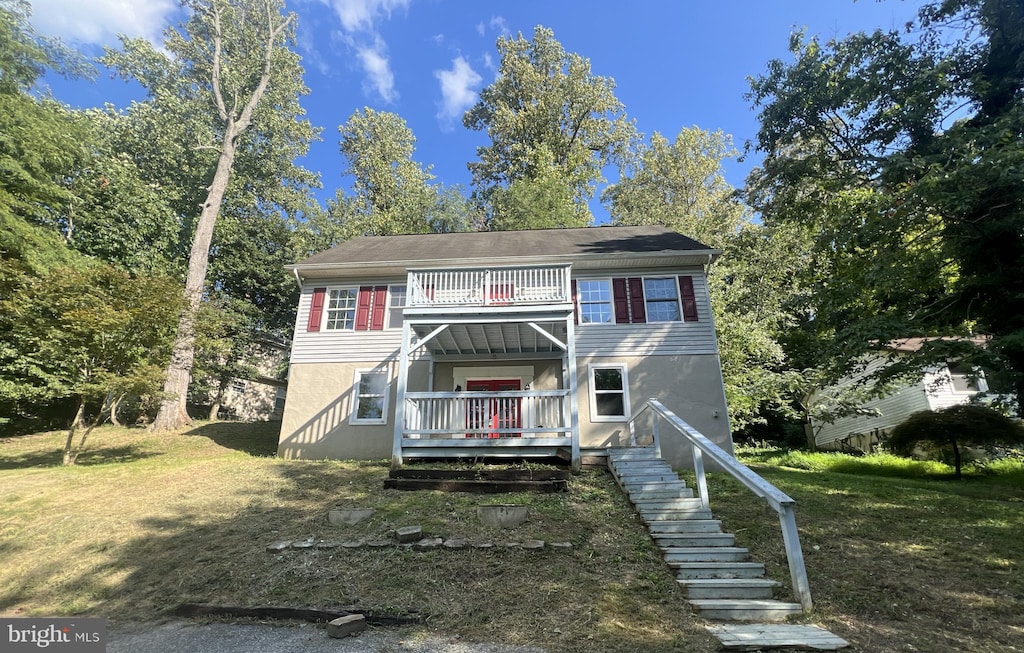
xmin=571 ymin=280 xmax=578 ymax=325
xmin=628 ymin=277 xmax=646 ymax=324
xmin=355 ymin=286 xmax=373 ymax=330
xmin=679 ymin=276 xmax=698 ymax=321
xmin=307 ymin=287 xmax=326 ymax=332
xmin=370 ymin=286 xmax=388 ymax=330
xmin=612 ymin=278 xmax=630 ymax=324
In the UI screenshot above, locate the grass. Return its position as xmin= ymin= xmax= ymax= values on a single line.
xmin=716 ymin=445 xmax=1024 ymax=653
xmin=1 ymin=428 xmax=1021 ymax=652
xmin=0 ymin=423 xmax=713 ymax=652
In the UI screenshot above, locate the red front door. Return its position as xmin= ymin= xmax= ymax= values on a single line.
xmin=466 ymin=379 xmax=521 ymax=438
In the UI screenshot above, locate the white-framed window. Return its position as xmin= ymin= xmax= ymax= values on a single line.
xmin=231 ymin=379 xmax=247 ymax=394
xmin=387 ymin=285 xmax=406 ymax=329
xmin=325 ymin=288 xmax=358 ymax=330
xmin=947 ymin=362 xmax=983 ymax=393
xmin=577 ymin=279 xmax=613 ymax=324
xmin=589 ymin=364 xmax=630 ymax=422
xmin=350 ymin=370 xmax=388 ymax=424
xmin=643 ymin=278 xmax=681 ymax=322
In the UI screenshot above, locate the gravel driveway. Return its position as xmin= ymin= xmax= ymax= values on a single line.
xmin=109 ymin=621 xmax=547 ymax=653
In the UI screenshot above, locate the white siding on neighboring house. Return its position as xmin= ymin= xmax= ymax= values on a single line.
xmin=812 ymin=360 xmax=988 ymax=449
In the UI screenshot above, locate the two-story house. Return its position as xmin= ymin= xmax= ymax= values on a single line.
xmin=276 ymin=225 xmax=733 ymax=470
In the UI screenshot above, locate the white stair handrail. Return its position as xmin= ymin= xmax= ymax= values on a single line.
xmin=627 ymin=398 xmax=813 ymax=611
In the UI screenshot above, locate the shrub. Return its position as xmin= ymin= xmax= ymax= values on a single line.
xmin=888 ymin=405 xmax=1024 ymax=479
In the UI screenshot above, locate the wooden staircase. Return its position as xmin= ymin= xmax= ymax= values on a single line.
xmin=608 ymin=446 xmax=803 ymax=622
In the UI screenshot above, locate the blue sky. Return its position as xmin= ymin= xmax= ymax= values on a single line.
xmin=31 ymin=0 xmax=923 ymax=223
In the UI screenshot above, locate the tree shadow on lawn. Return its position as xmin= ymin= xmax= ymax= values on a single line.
xmin=183 ymin=422 xmax=280 ymax=457
xmin=0 ymin=445 xmax=160 ymax=470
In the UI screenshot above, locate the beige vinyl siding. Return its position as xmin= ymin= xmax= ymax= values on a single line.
xmin=813 ymin=382 xmax=931 ymax=447
xmin=573 ymin=268 xmax=718 ymax=356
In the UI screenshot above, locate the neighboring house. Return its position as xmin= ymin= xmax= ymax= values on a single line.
xmin=216 ymin=337 xmax=289 ymax=422
xmin=810 ymin=338 xmax=990 ymax=451
xmin=276 ymin=225 xmax=733 ymax=469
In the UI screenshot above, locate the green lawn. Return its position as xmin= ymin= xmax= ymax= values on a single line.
xmin=0 ymin=426 xmax=1021 ymax=652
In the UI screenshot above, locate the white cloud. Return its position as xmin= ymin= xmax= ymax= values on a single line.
xmin=358 ymin=41 xmax=397 ymax=102
xmin=475 ymin=21 xmax=485 ymax=37
xmin=28 ymin=0 xmax=177 ymax=45
xmin=323 ymin=0 xmax=411 ymax=32
xmin=483 ymin=52 xmax=494 ymax=72
xmin=434 ymin=55 xmax=481 ymax=125
xmin=320 ymin=0 xmax=410 ymax=102
xmin=489 ymin=16 xmax=509 ymax=36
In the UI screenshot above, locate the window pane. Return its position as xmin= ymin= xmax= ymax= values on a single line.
xmin=594 ymin=368 xmax=623 ymax=391
xmin=596 ymin=393 xmax=624 ymax=416
xmin=359 ymin=373 xmax=386 ymax=396
xmin=387 ymin=286 xmax=406 ymax=329
xmin=579 ymin=280 xmax=611 ymax=302
xmin=581 ymin=304 xmax=612 ymax=324
xmin=644 ymin=278 xmax=677 ymax=300
xmin=356 ymin=397 xmax=384 ymax=419
xmin=326 ymin=288 xmax=357 ymax=330
xmin=647 ymin=300 xmax=681 ymax=322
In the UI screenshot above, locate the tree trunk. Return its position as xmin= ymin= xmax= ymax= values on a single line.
xmin=951 ymin=439 xmax=962 ymax=480
xmin=63 ymin=399 xmax=86 ymax=466
xmin=208 ymin=376 xmax=228 ymax=421
xmin=109 ymin=393 xmax=123 ymax=427
xmin=151 ymin=127 xmax=239 ymax=432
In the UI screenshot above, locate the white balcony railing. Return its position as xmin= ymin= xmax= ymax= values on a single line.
xmin=407 ymin=265 xmax=571 ymax=308
xmin=402 ymin=390 xmax=570 ymax=440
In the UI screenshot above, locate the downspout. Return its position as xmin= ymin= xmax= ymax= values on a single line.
xmin=291 ymin=268 xmax=302 ymax=287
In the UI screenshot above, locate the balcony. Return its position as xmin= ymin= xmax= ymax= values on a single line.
xmin=401 ymin=390 xmax=571 ymax=442
xmin=406 ymin=265 xmax=571 ymax=309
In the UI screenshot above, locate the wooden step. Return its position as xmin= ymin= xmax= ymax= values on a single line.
xmin=633 ymin=498 xmax=704 ymax=510
xmin=614 ymin=472 xmax=679 ymax=483
xmin=607 ymin=447 xmax=657 ymax=458
xmin=623 ymin=480 xmax=688 ymax=492
xmin=662 ymin=546 xmax=750 ymax=562
xmin=707 ymin=624 xmax=849 ymax=650
xmin=646 ymin=519 xmax=723 ymax=533
xmin=673 ymin=562 xmax=766 ymax=579
xmin=678 ymin=578 xmax=779 ymax=600
xmin=611 ymin=461 xmax=675 ymax=471
xmin=640 ymin=508 xmax=714 ymax=521
xmin=654 ymin=532 xmax=735 ymax=547
xmin=629 ymin=488 xmax=695 ymax=500
xmin=688 ymin=599 xmax=803 ymax=622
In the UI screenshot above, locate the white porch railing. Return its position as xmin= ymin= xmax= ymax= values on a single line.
xmin=407 ymin=265 xmax=571 ymax=308
xmin=403 ymin=390 xmax=570 ymax=439
xmin=628 ymin=399 xmax=813 ymax=612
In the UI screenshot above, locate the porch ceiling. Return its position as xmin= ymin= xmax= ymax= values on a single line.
xmin=412 ymin=321 xmax=568 ymax=357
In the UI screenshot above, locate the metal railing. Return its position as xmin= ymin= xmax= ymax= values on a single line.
xmin=403 ymin=390 xmax=570 ymax=439
xmin=406 ymin=265 xmax=571 ymax=308
xmin=627 ymin=399 xmax=813 ymax=611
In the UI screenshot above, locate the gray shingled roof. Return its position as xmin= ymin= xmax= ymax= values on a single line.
xmin=294 ymin=225 xmax=712 ymax=267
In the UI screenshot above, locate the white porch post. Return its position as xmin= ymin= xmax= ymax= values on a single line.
xmin=565 ymin=310 xmax=580 ymax=472
xmin=392 ymin=320 xmax=413 ymax=468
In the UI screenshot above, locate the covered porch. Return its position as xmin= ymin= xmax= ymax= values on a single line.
xmin=391 ymin=264 xmax=581 ymax=469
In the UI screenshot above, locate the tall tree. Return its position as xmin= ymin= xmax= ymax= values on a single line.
xmin=747 ymin=0 xmax=1024 ymax=412
xmin=102 ymin=0 xmax=316 ymax=431
xmin=465 ymin=25 xmax=637 ymax=227
xmin=604 ymin=127 xmax=745 ymax=248
xmin=604 ymin=123 xmax=799 ymax=430
xmin=300 ymin=108 xmax=472 ymax=253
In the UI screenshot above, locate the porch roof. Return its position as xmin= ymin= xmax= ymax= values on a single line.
xmin=410 ymin=319 xmax=569 ymax=359
xmin=289 ymin=226 xmax=720 ymax=279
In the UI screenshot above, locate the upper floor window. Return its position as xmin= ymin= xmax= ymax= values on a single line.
xmin=388 ymin=285 xmax=406 ymax=329
xmin=577 ymin=280 xmax=612 ymax=324
xmin=325 ymin=288 xmax=358 ymax=330
xmin=644 ymin=278 xmax=681 ymax=322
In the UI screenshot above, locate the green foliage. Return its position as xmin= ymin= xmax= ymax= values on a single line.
xmin=605 ymin=127 xmax=745 ymax=248
xmin=466 ymin=25 xmax=637 ymax=226
xmin=0 ymin=262 xmax=181 ymax=412
xmin=889 ymin=404 xmax=1024 ymax=477
xmin=746 ymin=0 xmax=1024 ymax=410
xmin=737 ymin=445 xmax=958 ymax=479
